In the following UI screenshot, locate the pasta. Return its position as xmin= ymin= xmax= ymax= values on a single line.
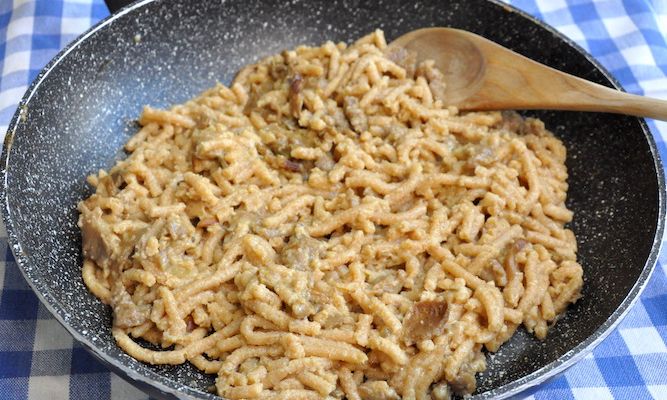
xmin=78 ymin=30 xmax=583 ymax=399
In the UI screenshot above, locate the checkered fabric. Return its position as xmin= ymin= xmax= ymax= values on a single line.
xmin=0 ymin=0 xmax=666 ymax=399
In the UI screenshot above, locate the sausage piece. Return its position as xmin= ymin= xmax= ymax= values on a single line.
xmin=402 ymin=300 xmax=449 ymax=342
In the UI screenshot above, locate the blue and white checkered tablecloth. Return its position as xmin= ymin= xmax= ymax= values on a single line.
xmin=1 ymin=0 xmax=666 ymax=399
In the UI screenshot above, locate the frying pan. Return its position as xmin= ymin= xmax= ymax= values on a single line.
xmin=1 ymin=0 xmax=664 ymax=399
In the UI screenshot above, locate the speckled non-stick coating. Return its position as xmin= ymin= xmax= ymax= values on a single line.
xmin=1 ymin=0 xmax=664 ymax=399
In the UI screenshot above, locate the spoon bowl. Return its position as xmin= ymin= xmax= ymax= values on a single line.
xmin=390 ymin=27 xmax=667 ymax=120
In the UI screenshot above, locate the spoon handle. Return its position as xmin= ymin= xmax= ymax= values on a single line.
xmin=460 ymin=34 xmax=667 ymax=121
xmin=540 ymin=76 xmax=667 ymax=121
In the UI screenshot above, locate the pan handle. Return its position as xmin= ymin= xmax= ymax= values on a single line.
xmin=104 ymin=0 xmax=138 ymax=14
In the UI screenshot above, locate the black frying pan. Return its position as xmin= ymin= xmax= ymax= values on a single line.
xmin=1 ymin=0 xmax=664 ymax=399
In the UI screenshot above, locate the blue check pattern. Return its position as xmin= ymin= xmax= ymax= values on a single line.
xmin=1 ymin=1 xmax=666 ymax=399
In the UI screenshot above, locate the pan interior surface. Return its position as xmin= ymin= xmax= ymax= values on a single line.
xmin=1 ymin=0 xmax=662 ymax=398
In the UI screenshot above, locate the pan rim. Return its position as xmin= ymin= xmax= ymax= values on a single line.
xmin=0 ymin=0 xmax=664 ymax=399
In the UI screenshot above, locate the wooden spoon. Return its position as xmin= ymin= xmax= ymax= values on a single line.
xmin=389 ymin=27 xmax=667 ymax=120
